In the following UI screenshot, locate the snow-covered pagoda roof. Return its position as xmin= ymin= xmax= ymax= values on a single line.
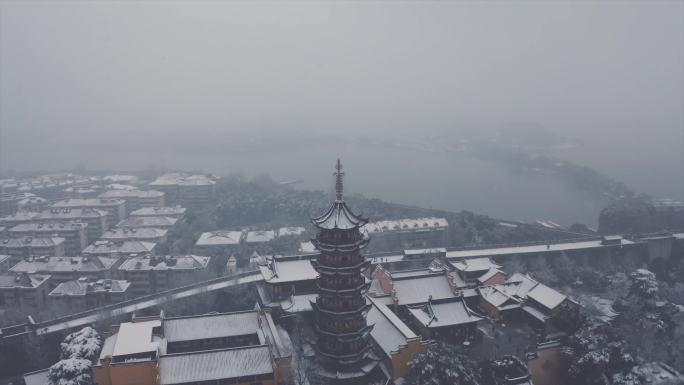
xmin=311 ymin=159 xmax=368 ymax=230
xmin=311 ymin=201 xmax=367 ymax=230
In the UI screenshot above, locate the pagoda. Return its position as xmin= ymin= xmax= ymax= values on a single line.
xmin=310 ymin=159 xmax=378 ymax=382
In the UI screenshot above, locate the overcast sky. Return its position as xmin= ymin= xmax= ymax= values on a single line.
xmin=1 ymin=1 xmax=682 ymax=198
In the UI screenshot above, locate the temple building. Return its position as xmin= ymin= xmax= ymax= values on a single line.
xmin=310 ymin=160 xmax=379 ymax=382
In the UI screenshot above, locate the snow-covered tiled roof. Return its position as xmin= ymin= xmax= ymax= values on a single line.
xmin=259 ymin=258 xmax=317 ymax=283
xmin=159 ymin=346 xmax=272 ymax=385
xmin=311 ymin=201 xmax=367 ymax=230
xmin=477 ymin=268 xmax=506 ymax=284
xmin=451 ymin=257 xmax=501 ymax=273
xmin=0 ymin=272 xmax=50 ymax=288
xmin=409 ymin=298 xmax=483 ymax=328
xmin=280 ymin=293 xmax=317 ymax=313
xmin=163 ymin=311 xmax=259 ymax=343
xmin=526 ymin=283 xmax=567 ymax=310
xmin=477 ymin=285 xmax=520 ymax=309
xmin=367 ymin=296 xmax=418 ymax=357
xmin=392 ymin=274 xmax=456 ymax=305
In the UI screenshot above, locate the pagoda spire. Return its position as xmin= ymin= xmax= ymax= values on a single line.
xmin=334 ymin=158 xmax=345 ymax=202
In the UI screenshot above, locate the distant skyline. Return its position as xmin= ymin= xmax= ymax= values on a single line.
xmin=1 ymin=1 xmax=682 ymax=199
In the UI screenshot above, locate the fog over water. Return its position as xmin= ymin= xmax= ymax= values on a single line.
xmin=1 ymin=1 xmax=682 ymax=226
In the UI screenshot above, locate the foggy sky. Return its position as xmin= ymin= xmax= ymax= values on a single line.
xmin=1 ymin=1 xmax=682 ymax=199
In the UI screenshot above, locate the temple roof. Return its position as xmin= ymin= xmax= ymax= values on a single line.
xmin=312 ymin=201 xmax=367 ymax=230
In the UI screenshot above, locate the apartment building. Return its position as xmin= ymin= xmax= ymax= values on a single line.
xmin=51 ymin=198 xmax=126 ymax=228
xmin=8 ymin=222 xmax=88 ymax=256
xmin=118 ymin=255 xmax=211 ymax=297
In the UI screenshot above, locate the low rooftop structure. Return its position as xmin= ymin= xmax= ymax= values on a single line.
xmin=451 ymin=257 xmax=502 ymax=274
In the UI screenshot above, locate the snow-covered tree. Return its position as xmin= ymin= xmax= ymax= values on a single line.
xmin=629 ymin=269 xmax=659 ymax=300
xmin=48 ymin=326 xmax=102 ymax=385
xmin=60 ymin=327 xmax=101 ymax=361
xmin=406 ymin=342 xmax=480 ymax=385
xmin=47 ymin=358 xmax=92 ymax=385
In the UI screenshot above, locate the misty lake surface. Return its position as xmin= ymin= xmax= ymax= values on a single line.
xmin=151 ymin=142 xmax=605 ymax=227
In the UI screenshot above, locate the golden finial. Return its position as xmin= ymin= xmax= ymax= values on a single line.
xmin=334 ymin=158 xmax=344 ymax=201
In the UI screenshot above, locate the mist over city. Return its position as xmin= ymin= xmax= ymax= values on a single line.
xmin=0 ymin=2 xmax=683 ymax=385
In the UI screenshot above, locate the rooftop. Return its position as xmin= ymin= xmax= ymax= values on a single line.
xmin=9 ymin=222 xmax=88 ymax=232
xmin=101 ymin=227 xmax=168 ymax=240
xmin=10 ymin=256 xmax=120 ymax=273
xmin=311 ymin=201 xmax=367 ymax=230
xmin=111 ymin=320 xmax=162 ymax=358
xmin=118 ymin=255 xmax=210 ymax=271
xmin=49 ymin=278 xmax=131 ymax=296
xmin=409 ymin=298 xmax=483 ymax=328
xmin=259 ymin=257 xmax=318 ymax=284
xmin=163 ymin=311 xmax=259 ymax=343
xmin=392 ymin=274 xmax=456 ymax=305
xmin=0 ymin=272 xmax=51 ymax=288
xmin=0 ymin=236 xmax=65 ymax=248
xmin=36 ymin=208 xmax=108 ymax=220
xmin=451 ymin=257 xmax=502 ymax=273
xmin=367 ymin=296 xmax=419 ymax=357
xmin=82 ymin=240 xmax=156 ymax=255
xmin=159 ymin=345 xmax=272 ymax=385
xmin=195 ymin=231 xmax=243 ymax=246
xmin=51 ymin=198 xmax=125 ymax=207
